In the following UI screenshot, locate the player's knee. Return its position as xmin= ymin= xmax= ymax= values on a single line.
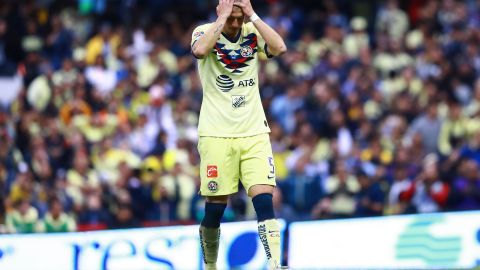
xmin=205 ymin=195 xmax=229 ymax=204
xmin=252 ymin=193 xmax=275 ymax=222
xmin=201 ymin=202 xmax=227 ymax=228
xmin=248 ymin=184 xmax=274 ymax=197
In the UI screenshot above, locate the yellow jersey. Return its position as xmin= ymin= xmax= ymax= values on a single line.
xmin=191 ymin=22 xmax=272 ymax=137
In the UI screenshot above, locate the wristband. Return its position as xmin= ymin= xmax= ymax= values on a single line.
xmin=250 ymin=13 xmax=260 ymax=22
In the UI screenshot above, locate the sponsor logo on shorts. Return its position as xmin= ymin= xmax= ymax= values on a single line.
xmin=207 ymin=165 xmax=218 ymax=178
xmin=207 ymin=181 xmax=219 ymax=193
xmin=216 ymin=75 xmax=234 ymax=92
xmin=232 ymin=95 xmax=246 ymax=108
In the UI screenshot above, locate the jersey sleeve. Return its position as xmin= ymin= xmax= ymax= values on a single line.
xmin=247 ymin=22 xmax=274 ymax=58
xmin=191 ymin=25 xmax=205 ymax=46
xmin=191 ymin=24 xmax=210 ymax=52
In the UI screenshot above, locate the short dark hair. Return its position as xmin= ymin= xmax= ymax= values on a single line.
xmin=48 ymin=196 xmax=61 ymax=208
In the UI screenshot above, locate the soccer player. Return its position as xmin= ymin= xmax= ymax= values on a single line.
xmin=191 ymin=0 xmax=287 ymax=269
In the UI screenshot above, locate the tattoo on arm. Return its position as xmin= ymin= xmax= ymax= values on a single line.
xmin=214 ymin=23 xmax=224 ymax=35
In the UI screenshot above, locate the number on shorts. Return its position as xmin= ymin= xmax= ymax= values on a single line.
xmin=268 ymin=157 xmax=275 ymax=175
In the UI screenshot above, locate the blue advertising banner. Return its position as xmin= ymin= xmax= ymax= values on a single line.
xmin=0 ymin=220 xmax=285 ymax=270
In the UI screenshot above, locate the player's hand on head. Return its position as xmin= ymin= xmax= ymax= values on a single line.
xmin=216 ymin=0 xmax=235 ymax=19
xmin=234 ymin=0 xmax=254 ymax=17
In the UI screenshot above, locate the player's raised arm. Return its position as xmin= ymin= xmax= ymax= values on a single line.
xmin=235 ymin=0 xmax=287 ymax=57
xmin=192 ymin=0 xmax=235 ymax=59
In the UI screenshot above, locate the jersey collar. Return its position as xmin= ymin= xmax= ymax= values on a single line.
xmin=221 ymin=30 xmax=242 ymax=43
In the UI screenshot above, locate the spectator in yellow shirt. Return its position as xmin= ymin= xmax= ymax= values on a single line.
xmin=85 ymin=24 xmax=120 ymax=65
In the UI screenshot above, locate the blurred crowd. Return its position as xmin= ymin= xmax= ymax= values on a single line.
xmin=1 ymin=0 xmax=480 ymax=234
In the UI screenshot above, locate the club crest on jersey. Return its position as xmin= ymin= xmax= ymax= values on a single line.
xmin=214 ymin=33 xmax=258 ymax=73
xmin=207 ymin=181 xmax=218 ymax=193
xmin=240 ymin=46 xmax=254 ymax=57
xmin=207 ymin=165 xmax=218 ymax=178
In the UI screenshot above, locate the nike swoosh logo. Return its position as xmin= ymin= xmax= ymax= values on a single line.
xmin=268 ymin=176 xmax=275 ymax=179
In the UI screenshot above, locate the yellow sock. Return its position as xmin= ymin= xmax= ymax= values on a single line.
xmin=199 ymin=226 xmax=220 ymax=270
xmin=258 ymin=219 xmax=281 ymax=269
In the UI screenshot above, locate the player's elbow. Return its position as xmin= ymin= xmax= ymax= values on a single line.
xmin=192 ymin=44 xmax=208 ymax=59
xmin=271 ymin=43 xmax=287 ymax=56
xmin=278 ymin=44 xmax=288 ymax=55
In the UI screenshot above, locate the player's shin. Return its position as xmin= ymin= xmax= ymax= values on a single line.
xmin=199 ymin=202 xmax=226 ymax=270
xmin=252 ymin=193 xmax=282 ymax=269
xmin=258 ymin=218 xmax=281 ymax=269
xmin=199 ymin=226 xmax=221 ymax=270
